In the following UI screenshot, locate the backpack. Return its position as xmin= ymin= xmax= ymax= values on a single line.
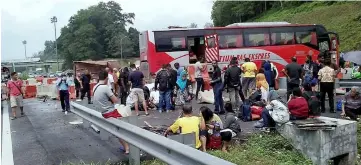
xmin=240 ymin=100 xmax=252 ymax=122
xmin=305 ymin=92 xmax=321 ymax=116
xmin=158 ymin=70 xmax=170 ymax=91
xmin=336 ymin=99 xmax=343 ymax=111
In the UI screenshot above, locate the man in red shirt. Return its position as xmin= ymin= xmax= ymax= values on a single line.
xmin=287 ymin=87 xmax=309 ymax=120
xmin=7 ymin=72 xmax=25 ymax=120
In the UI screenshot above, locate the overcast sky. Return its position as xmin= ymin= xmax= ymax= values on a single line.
xmin=1 ymin=0 xmax=213 ymax=61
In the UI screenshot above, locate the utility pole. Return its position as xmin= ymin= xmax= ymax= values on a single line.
xmin=120 ymin=36 xmax=128 ymax=61
xmin=51 ymin=16 xmax=59 ymax=71
xmin=22 ymin=40 xmax=27 ymax=59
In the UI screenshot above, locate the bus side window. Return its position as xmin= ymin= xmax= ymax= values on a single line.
xmin=271 ymin=32 xmax=294 ymax=45
xmin=243 ymin=28 xmax=270 ymax=47
xmin=218 ymin=34 xmax=243 ymax=49
xmin=295 ymin=31 xmax=317 ymax=47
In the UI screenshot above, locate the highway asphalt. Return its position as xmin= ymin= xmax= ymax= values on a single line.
xmin=6 ymin=89 xmax=341 ymax=165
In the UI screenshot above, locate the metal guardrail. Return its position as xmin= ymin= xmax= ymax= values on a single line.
xmin=1 ymin=101 xmax=15 ymax=165
xmin=70 ymin=102 xmax=235 ymax=165
xmin=334 ymin=78 xmax=361 ymax=88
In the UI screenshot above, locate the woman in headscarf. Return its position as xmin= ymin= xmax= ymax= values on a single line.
xmin=256 ymin=72 xmax=269 ymax=103
xmin=263 ymin=62 xmax=275 ymax=90
xmin=175 ymin=70 xmax=193 ymax=106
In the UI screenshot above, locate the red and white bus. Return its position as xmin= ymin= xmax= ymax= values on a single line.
xmin=138 ymin=22 xmax=339 ymax=77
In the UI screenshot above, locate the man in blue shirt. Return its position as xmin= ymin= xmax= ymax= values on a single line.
xmin=57 ymin=73 xmax=71 ymax=113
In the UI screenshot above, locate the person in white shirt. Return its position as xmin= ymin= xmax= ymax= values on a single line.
xmin=194 ymin=60 xmax=205 ymax=100
xmin=105 ymin=67 xmax=115 ymax=92
xmin=149 ymin=89 xmax=160 ymax=109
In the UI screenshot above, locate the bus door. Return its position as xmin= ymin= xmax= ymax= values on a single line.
xmin=329 ymin=33 xmax=339 ymax=65
xmin=204 ymin=34 xmax=219 ymax=63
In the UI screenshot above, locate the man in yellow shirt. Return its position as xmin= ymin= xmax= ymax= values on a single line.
xmin=241 ymin=58 xmax=258 ymax=98
xmin=164 ymin=105 xmax=206 ymax=150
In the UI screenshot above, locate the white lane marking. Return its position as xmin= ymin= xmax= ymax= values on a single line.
xmin=1 ymin=101 xmax=15 ymax=165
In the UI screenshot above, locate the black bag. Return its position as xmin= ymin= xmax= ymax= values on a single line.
xmin=158 ymin=70 xmax=170 ymax=91
xmin=305 ymin=92 xmax=321 ymax=116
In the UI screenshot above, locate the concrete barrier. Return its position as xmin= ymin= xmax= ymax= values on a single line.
xmin=276 ymin=117 xmax=357 ymax=165
xmin=278 ymin=77 xmax=287 ymax=90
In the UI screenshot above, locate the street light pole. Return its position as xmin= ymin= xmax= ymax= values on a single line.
xmin=51 ymin=16 xmax=59 ymax=71
xmin=22 ymin=40 xmax=27 ymax=59
xmin=120 ymin=36 xmax=128 ymax=61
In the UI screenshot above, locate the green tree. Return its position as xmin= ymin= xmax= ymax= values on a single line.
xmin=189 ymin=23 xmax=198 ymax=28
xmin=57 ymin=1 xmax=136 ymax=69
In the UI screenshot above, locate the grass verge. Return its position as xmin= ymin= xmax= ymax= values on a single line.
xmin=60 ymin=121 xmax=361 ymax=165
xmin=142 ymin=133 xmax=313 ymax=165
xmin=253 ymin=2 xmax=361 ymax=51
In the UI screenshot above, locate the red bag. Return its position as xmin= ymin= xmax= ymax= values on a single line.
xmin=206 ymin=135 xmax=222 ymax=149
xmin=102 ymin=109 xmax=121 ymax=118
xmin=251 ymin=106 xmax=263 ymax=116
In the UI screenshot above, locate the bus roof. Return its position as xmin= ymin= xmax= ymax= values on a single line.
xmin=152 ymin=22 xmax=318 ymax=32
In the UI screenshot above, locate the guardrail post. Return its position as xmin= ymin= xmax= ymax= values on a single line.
xmin=83 ymin=120 xmax=91 ymax=128
xmin=126 ymin=116 xmax=141 ymax=165
xmin=169 ymin=133 xmax=195 ymax=148
xmin=99 ymin=126 xmax=111 ymax=140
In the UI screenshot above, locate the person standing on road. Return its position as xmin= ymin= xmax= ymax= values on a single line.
xmin=74 ymin=73 xmax=81 ymax=101
xmin=174 ymin=62 xmax=184 ymax=80
xmin=93 ymin=70 xmax=130 ymax=154
xmin=56 ymin=73 xmax=71 ymax=113
xmin=241 ymin=58 xmax=258 ymax=98
xmin=118 ymin=67 xmax=130 ymax=105
xmin=167 ymin=63 xmax=177 ymax=109
xmin=155 ymin=64 xmax=172 ymax=113
xmin=112 ymin=68 xmax=119 ymax=96
xmin=80 ymin=70 xmax=92 ymax=104
xmin=128 ymin=65 xmax=149 ymax=116
xmin=7 ymin=72 xmax=25 ymax=120
xmin=318 ymin=58 xmax=336 ymax=113
xmin=210 ymin=60 xmax=224 ymax=114
xmin=195 ymin=60 xmax=205 ymax=101
xmin=224 ymin=59 xmax=242 ymax=111
xmin=302 ymin=55 xmax=318 ymax=90
xmin=105 ymin=67 xmax=115 ymax=94
xmin=282 ymin=57 xmax=303 ymax=100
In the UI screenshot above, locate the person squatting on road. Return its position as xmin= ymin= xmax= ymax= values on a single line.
xmin=80 ymin=70 xmax=92 ymax=104
xmin=57 ymin=73 xmax=71 ymax=113
xmin=155 ymin=64 xmax=173 ymax=113
xmin=224 ymin=59 xmax=242 ymax=111
xmin=341 ymin=86 xmax=361 ymax=121
xmin=93 ymin=70 xmax=130 ymax=154
xmin=7 ymin=72 xmax=25 ymax=120
xmin=164 ymin=105 xmax=205 ymax=150
xmin=210 ymin=60 xmax=224 ymax=114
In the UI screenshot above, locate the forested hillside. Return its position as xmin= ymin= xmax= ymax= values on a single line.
xmin=211 ymin=1 xmax=361 ymax=51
